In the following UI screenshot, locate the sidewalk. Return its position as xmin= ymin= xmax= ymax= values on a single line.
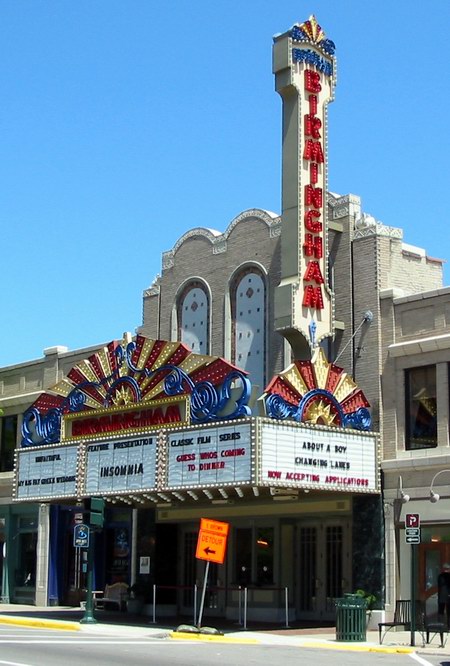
xmin=0 ymin=604 xmax=448 ymax=655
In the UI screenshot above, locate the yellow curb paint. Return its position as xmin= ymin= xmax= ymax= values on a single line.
xmin=0 ymin=615 xmax=80 ymax=632
xmin=369 ymin=647 xmax=414 ymax=654
xmin=170 ymin=631 xmax=257 ymax=644
xmin=299 ymin=641 xmax=413 ymax=653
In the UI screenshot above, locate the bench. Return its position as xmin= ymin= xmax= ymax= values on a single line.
xmin=93 ymin=582 xmax=128 ymax=611
xmin=379 ymin=600 xmax=447 ymax=647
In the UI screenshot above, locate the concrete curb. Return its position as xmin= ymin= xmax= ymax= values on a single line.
xmin=0 ymin=615 xmax=80 ymax=632
xmin=170 ymin=631 xmax=258 ymax=644
xmin=169 ymin=631 xmax=415 ymax=652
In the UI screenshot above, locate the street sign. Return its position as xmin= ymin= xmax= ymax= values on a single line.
xmin=195 ymin=518 xmax=229 ymax=565
xmin=405 ymin=513 xmax=420 ymax=528
xmin=405 ymin=527 xmax=421 ymax=544
xmin=73 ymin=523 xmax=90 ymax=548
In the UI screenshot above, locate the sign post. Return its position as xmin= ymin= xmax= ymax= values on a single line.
xmin=80 ymin=530 xmax=97 ymax=624
xmin=405 ymin=514 xmax=421 ymax=646
xmin=195 ymin=519 xmax=229 ymax=628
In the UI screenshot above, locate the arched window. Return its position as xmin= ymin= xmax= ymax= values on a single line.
xmin=178 ymin=281 xmax=209 ymax=354
xmin=231 ymin=268 xmax=266 ymax=390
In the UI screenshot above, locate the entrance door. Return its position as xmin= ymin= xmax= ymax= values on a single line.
xmin=419 ymin=543 xmax=450 ymax=620
xmin=297 ymin=520 xmax=350 ymax=621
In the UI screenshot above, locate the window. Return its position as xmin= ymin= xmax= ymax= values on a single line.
xmin=231 ymin=268 xmax=266 ymax=390
xmin=0 ymin=415 xmax=18 ymax=472
xmin=405 ymin=366 xmax=437 ymax=450
xmin=234 ymin=526 xmax=274 ymax=586
xmin=256 ymin=527 xmax=274 ymax=585
xmin=178 ymin=282 xmax=209 ymax=354
xmin=235 ymin=528 xmax=252 ymax=585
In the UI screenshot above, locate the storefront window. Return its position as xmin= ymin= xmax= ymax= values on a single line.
xmin=17 ymin=532 xmax=37 ymax=587
xmin=0 ymin=415 xmax=18 ymax=472
xmin=235 ymin=528 xmax=252 ymax=585
xmin=405 ymin=366 xmax=437 ymax=450
xmin=235 ymin=527 xmax=274 ymax=586
xmin=256 ymin=527 xmax=274 ymax=585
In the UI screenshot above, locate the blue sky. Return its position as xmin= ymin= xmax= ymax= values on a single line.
xmin=1 ymin=1 xmax=449 ymax=367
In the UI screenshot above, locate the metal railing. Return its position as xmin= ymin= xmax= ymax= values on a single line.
xmin=148 ymin=583 xmax=291 ymax=628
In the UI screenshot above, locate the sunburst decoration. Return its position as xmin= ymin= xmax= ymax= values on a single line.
xmin=298 ymin=15 xmax=325 ymax=43
xmin=291 ymin=14 xmax=336 ymax=57
xmin=262 ymin=348 xmax=371 ymax=431
xmin=21 ymin=334 xmax=251 ymax=447
xmin=112 ymin=384 xmax=135 ymax=407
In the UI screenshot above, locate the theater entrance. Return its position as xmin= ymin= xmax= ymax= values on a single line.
xmin=179 ymin=526 xmax=226 ymax=619
xmin=297 ymin=519 xmax=351 ymax=621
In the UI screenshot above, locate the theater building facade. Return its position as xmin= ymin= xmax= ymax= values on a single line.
xmin=0 ymin=16 xmax=446 ymax=623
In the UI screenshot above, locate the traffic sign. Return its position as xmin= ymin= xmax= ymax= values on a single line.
xmin=405 ymin=514 xmax=420 ymax=528
xmin=74 ymin=523 xmax=90 ymax=548
xmin=405 ymin=527 xmax=421 ymax=544
xmin=195 ymin=518 xmax=229 ymax=565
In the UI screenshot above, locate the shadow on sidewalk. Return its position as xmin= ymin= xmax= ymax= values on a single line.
xmin=0 ymin=606 xmax=335 ymax=635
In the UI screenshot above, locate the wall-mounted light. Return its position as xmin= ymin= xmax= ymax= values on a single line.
xmin=398 ymin=476 xmax=410 ymax=504
xmin=428 ymin=470 xmax=450 ymax=503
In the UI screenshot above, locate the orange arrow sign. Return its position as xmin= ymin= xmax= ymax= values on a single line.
xmin=195 ymin=518 xmax=229 ymax=564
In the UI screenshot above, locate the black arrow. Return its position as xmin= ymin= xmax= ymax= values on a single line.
xmin=204 ymin=547 xmax=216 ymax=555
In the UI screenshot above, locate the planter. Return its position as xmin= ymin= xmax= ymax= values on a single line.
xmin=366 ymin=609 xmax=386 ymax=630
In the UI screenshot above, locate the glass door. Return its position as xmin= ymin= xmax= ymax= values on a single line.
xmin=179 ymin=526 xmax=225 ymax=619
xmin=297 ymin=520 xmax=350 ymax=621
xmin=419 ymin=542 xmax=450 ymax=620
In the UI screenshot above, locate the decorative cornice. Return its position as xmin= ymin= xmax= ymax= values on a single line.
xmin=328 ymin=193 xmax=361 ymax=220
xmin=143 ymin=283 xmax=161 ymax=298
xmin=213 ymin=239 xmax=227 ymax=254
xmin=227 ymin=208 xmax=280 ymax=235
xmin=162 ymin=251 xmax=174 ymax=270
xmin=328 ymin=193 xmax=361 ymax=208
xmin=269 ymin=221 xmax=282 ymax=238
xmin=354 ymin=223 xmax=403 ymax=240
xmin=162 ymin=209 xmax=281 ymax=266
xmin=332 ymin=206 xmax=349 ymax=219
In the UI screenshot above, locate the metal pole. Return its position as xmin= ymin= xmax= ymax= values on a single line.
xmin=152 ymin=584 xmax=156 ymax=624
xmin=410 ymin=544 xmax=416 ymax=646
xmin=285 ymin=586 xmax=290 ymax=628
xmin=193 ymin=584 xmax=198 ymax=626
xmin=197 ymin=561 xmax=210 ymax=629
xmin=237 ymin=586 xmax=242 ymax=625
xmin=80 ymin=532 xmax=97 ymax=624
xmin=243 ymin=587 xmax=248 ymax=630
xmin=130 ymin=509 xmax=138 ymax=588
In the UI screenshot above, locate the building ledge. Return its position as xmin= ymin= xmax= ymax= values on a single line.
xmin=388 ymin=333 xmax=450 ymax=357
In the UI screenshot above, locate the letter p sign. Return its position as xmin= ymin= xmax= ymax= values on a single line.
xmin=405 ymin=513 xmax=420 ymax=528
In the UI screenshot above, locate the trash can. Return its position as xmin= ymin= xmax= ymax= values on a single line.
xmin=335 ymin=594 xmax=367 ymax=642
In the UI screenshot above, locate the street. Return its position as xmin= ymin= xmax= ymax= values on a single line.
xmin=0 ymin=624 xmax=446 ymax=666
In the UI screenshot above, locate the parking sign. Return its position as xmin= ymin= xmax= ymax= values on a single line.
xmin=405 ymin=514 xmax=420 ymax=528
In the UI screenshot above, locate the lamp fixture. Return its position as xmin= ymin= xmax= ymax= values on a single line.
xmin=430 ymin=490 xmax=440 ymax=503
xmin=429 ymin=469 xmax=450 ymax=504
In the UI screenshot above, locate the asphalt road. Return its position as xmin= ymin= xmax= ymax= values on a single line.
xmin=0 ymin=625 xmax=442 ymax=666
